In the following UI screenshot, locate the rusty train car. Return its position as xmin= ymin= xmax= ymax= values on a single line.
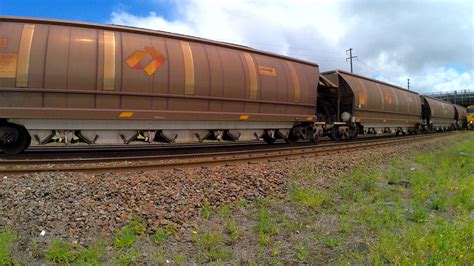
xmin=319 ymin=70 xmax=423 ymax=138
xmin=420 ymin=96 xmax=456 ymax=131
xmin=453 ymin=104 xmax=467 ymax=129
xmin=0 ymin=17 xmax=466 ymax=154
xmin=316 ymin=70 xmax=462 ymax=138
xmin=0 ymin=16 xmax=325 ymax=154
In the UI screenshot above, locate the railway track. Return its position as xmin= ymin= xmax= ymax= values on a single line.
xmin=1 ymin=134 xmax=397 ymax=161
xmin=0 ymin=132 xmax=455 ymax=174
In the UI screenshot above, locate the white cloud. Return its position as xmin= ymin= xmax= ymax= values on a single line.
xmin=109 ymin=0 xmax=474 ymax=93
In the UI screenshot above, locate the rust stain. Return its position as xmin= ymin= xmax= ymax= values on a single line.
xmin=0 ymin=54 xmax=17 ymax=78
xmin=0 ymin=39 xmax=7 ymax=48
xmin=287 ymin=61 xmax=300 ymax=102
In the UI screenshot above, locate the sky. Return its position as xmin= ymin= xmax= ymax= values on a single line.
xmin=1 ymin=0 xmax=473 ymax=94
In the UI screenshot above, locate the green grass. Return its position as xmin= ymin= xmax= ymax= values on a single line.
xmin=152 ymin=228 xmax=168 ymax=245
xmin=237 ymin=199 xmax=249 ymax=207
xmin=296 ymin=244 xmax=309 ymax=262
xmin=44 ymin=239 xmax=106 ymax=265
xmin=114 ymin=249 xmax=140 ymax=265
xmin=201 ymin=203 xmax=212 ymax=220
xmin=254 ymin=206 xmax=278 ymax=235
xmin=3 ymin=133 xmax=472 ymax=264
xmin=114 ymin=219 xmax=145 ymax=249
xmin=257 ymin=232 xmax=272 ymax=247
xmin=172 ymin=254 xmax=187 ymax=265
xmin=0 ymin=229 xmax=18 ymax=265
xmin=333 ymin=136 xmax=474 ymax=264
xmin=217 ymin=204 xmax=234 ymax=217
xmin=290 ymin=185 xmax=328 ymax=208
xmin=44 ymin=240 xmax=77 ymax=264
xmin=193 ymin=231 xmax=231 ymax=262
xmin=225 ymin=219 xmax=242 ymax=241
xmin=154 ymin=247 xmax=167 ymax=264
xmin=76 ymin=240 xmax=106 ymax=265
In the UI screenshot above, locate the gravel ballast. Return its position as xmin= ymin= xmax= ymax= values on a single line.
xmin=0 ymin=133 xmax=468 ymax=246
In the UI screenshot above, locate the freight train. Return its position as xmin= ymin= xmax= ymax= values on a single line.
xmin=0 ymin=17 xmax=468 ymax=154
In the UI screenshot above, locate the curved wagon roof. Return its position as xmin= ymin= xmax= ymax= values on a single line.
xmin=0 ymin=16 xmax=318 ymax=67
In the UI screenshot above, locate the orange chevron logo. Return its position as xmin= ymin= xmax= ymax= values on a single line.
xmin=126 ymin=47 xmax=166 ymax=76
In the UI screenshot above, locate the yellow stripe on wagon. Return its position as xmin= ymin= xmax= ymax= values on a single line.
xmin=181 ymin=42 xmax=195 ymax=95
xmin=103 ymin=31 xmax=116 ymax=91
xmin=16 ymin=24 xmax=35 ymax=87
xmin=240 ymin=114 xmax=250 ymax=120
xmin=119 ymin=112 xmax=134 ymax=118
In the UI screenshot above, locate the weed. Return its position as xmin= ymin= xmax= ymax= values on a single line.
xmin=193 ymin=231 xmax=231 ymax=262
xmin=430 ymin=193 xmax=448 ymax=211
xmin=410 ymin=204 xmax=428 ymax=223
xmin=362 ymin=172 xmax=377 ymax=192
xmin=225 ymin=219 xmax=242 ymax=241
xmin=281 ymin=218 xmax=304 ymax=235
xmin=76 ymin=240 xmax=106 ymax=265
xmin=173 ymin=254 xmax=187 ymax=265
xmin=238 ymin=199 xmax=249 ymax=207
xmin=339 ymin=221 xmax=353 ymax=234
xmin=217 ymin=205 xmax=234 ymax=217
xmin=153 ymin=228 xmax=168 ymax=245
xmin=115 ymin=249 xmax=140 ymax=265
xmin=30 ymin=240 xmax=41 ymax=258
xmin=351 ymin=167 xmax=378 ymax=192
xmin=325 ymin=238 xmax=338 ymax=249
xmin=270 ymin=248 xmax=281 ymax=257
xmin=155 ymin=247 xmax=167 ymax=264
xmin=310 ymin=233 xmax=323 ymax=242
xmin=339 ymin=184 xmax=358 ymax=202
xmin=0 ymin=228 xmax=18 ymax=265
xmin=290 ymin=185 xmax=327 ymax=208
xmin=114 ymin=218 xmax=145 ymax=249
xmin=257 ymin=233 xmax=272 ymax=247
xmin=254 ymin=206 xmax=278 ymax=235
xmin=166 ymin=225 xmax=178 ymax=236
xmin=201 ymin=203 xmax=212 ymax=220
xmin=44 ymin=240 xmax=77 ymax=264
xmin=296 ymin=244 xmax=309 ymax=262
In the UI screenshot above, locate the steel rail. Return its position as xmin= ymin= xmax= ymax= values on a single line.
xmin=0 ymin=133 xmax=456 ymax=174
xmin=0 ymin=134 xmax=396 ymax=161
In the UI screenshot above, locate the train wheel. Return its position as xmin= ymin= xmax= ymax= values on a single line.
xmin=331 ymin=126 xmax=342 ymax=141
xmin=310 ymin=129 xmax=319 ymax=144
xmin=263 ymin=135 xmax=276 ymax=144
xmin=285 ymin=130 xmax=298 ymax=144
xmin=2 ymin=124 xmax=31 ymax=154
xmin=349 ymin=127 xmax=358 ymax=140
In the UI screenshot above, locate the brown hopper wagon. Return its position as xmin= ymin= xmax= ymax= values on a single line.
xmin=420 ymin=96 xmax=456 ymax=131
xmin=453 ymin=104 xmax=467 ymax=129
xmin=0 ymin=17 xmax=320 ymax=153
xmin=319 ymin=70 xmax=423 ymax=138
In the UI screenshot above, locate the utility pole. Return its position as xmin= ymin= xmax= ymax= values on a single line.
xmin=346 ymin=48 xmax=357 ymax=73
xmin=407 ymin=78 xmax=410 ymax=90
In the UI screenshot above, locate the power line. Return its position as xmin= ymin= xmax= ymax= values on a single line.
xmin=346 ymin=48 xmax=357 ymax=73
xmin=354 ymin=58 xmax=403 ymax=87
